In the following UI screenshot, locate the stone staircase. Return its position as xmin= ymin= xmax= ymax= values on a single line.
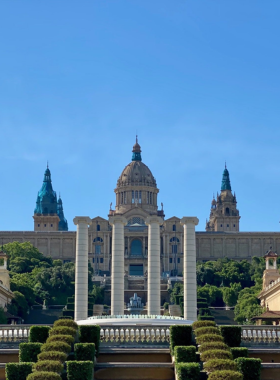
xmin=95 ymin=347 xmax=174 ymax=380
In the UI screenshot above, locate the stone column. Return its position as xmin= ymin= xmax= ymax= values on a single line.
xmin=146 ymin=216 xmax=163 ymax=315
xmin=181 ymin=217 xmax=199 ymax=321
xmin=109 ymin=216 xmax=126 ymax=315
xmin=73 ymin=216 xmax=92 ymax=322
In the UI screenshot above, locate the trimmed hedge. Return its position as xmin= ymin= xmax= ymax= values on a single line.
xmin=169 ymin=325 xmax=193 ymax=354
xmin=19 ymin=343 xmax=43 ymax=363
xmin=192 ymin=321 xmax=216 ymax=330
xmin=62 ymin=310 xmax=74 ymax=318
xmin=175 ymin=362 xmax=200 ymax=380
xmin=197 ymin=302 xmax=208 ymax=309
xmin=199 ymin=307 xmax=212 ymax=315
xmin=33 ymin=360 xmax=63 ymax=373
xmin=49 ymin=326 xmax=76 ymax=337
xmin=27 ymin=372 xmax=62 ymax=380
xmin=204 ymin=359 xmax=237 ymax=373
xmin=196 ymin=334 xmax=224 ymax=345
xmin=67 ymin=303 xmax=74 ymax=310
xmin=231 ymin=348 xmax=248 ymax=360
xmin=197 ymin=297 xmax=207 ymax=303
xmin=79 ymin=325 xmax=101 ymax=355
xmin=37 ymin=351 xmax=67 ymax=363
xmin=6 ymin=362 xmax=33 ymax=380
xmin=29 ymin=326 xmax=51 ymax=343
xmin=199 ymin=315 xmax=215 ymax=321
xmin=220 ymin=326 xmax=241 ymax=348
xmin=208 ymin=370 xmax=243 ymax=380
xmin=47 ymin=334 xmax=74 ymax=345
xmin=195 ymin=327 xmax=221 ymax=337
xmin=235 ymin=357 xmax=262 ymax=380
xmin=53 ymin=319 xmax=78 ymax=330
xmin=201 ymin=349 xmax=233 ymax=362
xmin=41 ymin=341 xmax=71 ymax=354
xmin=198 ymin=342 xmax=230 ymax=353
xmin=174 ymin=346 xmax=196 ymax=363
xmin=67 ymin=361 xmax=94 ymax=380
xmin=75 ymin=343 xmax=95 ymax=362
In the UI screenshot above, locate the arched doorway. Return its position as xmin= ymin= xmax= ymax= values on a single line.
xmin=130 ymin=239 xmax=142 ymax=255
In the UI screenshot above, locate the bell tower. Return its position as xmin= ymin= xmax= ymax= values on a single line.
xmin=262 ymin=249 xmax=280 ymax=290
xmin=206 ymin=164 xmax=240 ymax=232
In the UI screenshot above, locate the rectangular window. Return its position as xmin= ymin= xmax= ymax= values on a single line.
xmin=172 ymin=245 xmax=177 ymax=254
xmin=92 ymin=258 xmax=95 ymax=263
xmin=178 ymin=258 xmax=180 ymax=263
xmin=124 ymin=191 xmax=127 ymax=204
xmin=132 ymin=190 xmax=135 ymax=204
xmin=95 ymin=245 xmax=101 ymax=254
xmin=135 ymin=190 xmax=138 ymax=200
xmin=100 ymin=258 xmax=104 ymax=263
xmin=129 ymin=264 xmax=144 ymax=276
xmin=150 ymin=192 xmax=152 ymax=204
xmin=139 ymin=190 xmax=142 ymax=203
xmin=173 ymin=224 xmax=176 ymax=231
xmin=121 ymin=192 xmax=124 ymax=204
xmin=147 ymin=191 xmax=149 ymax=204
xmin=169 ymin=258 xmax=172 ymax=263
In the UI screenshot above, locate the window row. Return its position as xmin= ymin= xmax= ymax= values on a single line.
xmin=169 ymin=258 xmax=180 ymax=263
xmin=92 ymin=257 xmax=104 ymax=263
xmin=118 ymin=191 xmax=156 ymax=205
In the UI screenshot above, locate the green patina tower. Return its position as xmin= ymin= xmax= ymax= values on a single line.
xmin=206 ymin=164 xmax=240 ymax=232
xmin=33 ymin=166 xmax=68 ymax=231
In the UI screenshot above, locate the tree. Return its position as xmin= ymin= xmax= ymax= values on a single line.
xmin=0 ymin=307 xmax=7 ymax=324
xmin=8 ymin=291 xmax=29 ymax=318
xmin=197 ymin=285 xmax=223 ymax=306
xmin=222 ymin=287 xmax=237 ymax=307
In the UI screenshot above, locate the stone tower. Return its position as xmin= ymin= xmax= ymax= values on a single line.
xmin=33 ymin=166 xmax=68 ymax=231
xmin=206 ymin=165 xmax=240 ymax=232
xmin=262 ymin=249 xmax=280 ymax=290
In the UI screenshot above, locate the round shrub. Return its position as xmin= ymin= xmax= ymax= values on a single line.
xmin=49 ymin=326 xmax=76 ymax=338
xmin=33 ymin=360 xmax=63 ymax=373
xmin=37 ymin=351 xmax=67 ymax=363
xmin=201 ymin=349 xmax=233 ymax=362
xmin=199 ymin=342 xmax=230 ymax=353
xmin=204 ymin=359 xmax=237 ymax=373
xmin=47 ymin=334 xmax=74 ymax=345
xmin=27 ymin=372 xmax=62 ymax=380
xmin=196 ymin=334 xmax=224 ymax=345
xmin=41 ymin=342 xmax=71 ymax=354
xmin=53 ymin=319 xmax=78 ymax=330
xmin=195 ymin=327 xmax=221 ymax=337
xmin=192 ymin=321 xmax=216 ymax=330
xmin=208 ymin=370 xmax=243 ymax=380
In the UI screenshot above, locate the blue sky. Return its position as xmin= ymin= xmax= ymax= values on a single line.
xmin=0 ymin=1 xmax=280 ymax=232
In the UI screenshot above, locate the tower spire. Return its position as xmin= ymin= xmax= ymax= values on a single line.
xmin=221 ymin=165 xmax=231 ymax=191
xmin=132 ymin=136 xmax=142 ymax=162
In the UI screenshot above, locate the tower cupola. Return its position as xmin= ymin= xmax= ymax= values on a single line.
xmin=132 ymin=136 xmax=142 ymax=162
xmin=221 ymin=164 xmax=232 ymax=191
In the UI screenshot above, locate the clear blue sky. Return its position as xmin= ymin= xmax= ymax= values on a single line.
xmin=0 ymin=1 xmax=279 ymax=232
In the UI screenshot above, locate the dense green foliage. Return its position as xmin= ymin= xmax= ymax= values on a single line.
xmin=195 ymin=327 xmax=220 ymax=337
xmin=203 ymin=359 xmax=237 ymax=373
xmin=41 ymin=341 xmax=71 ymax=354
xmin=5 ymin=362 xmax=33 ymax=380
xmin=75 ymin=343 xmax=95 ymax=362
xmin=175 ymin=363 xmax=200 ymax=380
xmin=47 ymin=334 xmax=74 ymax=345
xmin=66 ymin=361 xmax=94 ymax=380
xmin=29 ymin=326 xmax=51 ymax=343
xmin=53 ymin=319 xmax=78 ymax=330
xmin=37 ymin=351 xmax=67 ymax=363
xmin=192 ymin=321 xmax=216 ymax=330
xmin=169 ymin=325 xmax=193 ymax=354
xmin=198 ymin=342 xmax=230 ymax=353
xmin=219 ymin=326 xmax=241 ymax=347
xmin=33 ymin=360 xmax=63 ymax=373
xmin=79 ymin=325 xmax=101 ymax=355
xmin=174 ymin=346 xmax=196 ymax=363
xmin=196 ymin=334 xmax=224 ymax=345
xmin=200 ymin=349 xmax=233 ymax=362
xmin=49 ymin=326 xmax=76 ymax=337
xmin=235 ymin=357 xmax=262 ymax=380
xmin=230 ymin=348 xmax=248 ymax=360
xmin=208 ymin=370 xmax=243 ymax=380
xmin=199 ymin=315 xmax=215 ymax=321
xmin=27 ymin=372 xmax=62 ymax=380
xmin=19 ymin=343 xmax=42 ymax=363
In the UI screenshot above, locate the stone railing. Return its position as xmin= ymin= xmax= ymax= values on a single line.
xmin=100 ymin=325 xmax=170 ymax=345
xmin=241 ymin=326 xmax=280 ymax=345
xmin=264 ymin=277 xmax=280 ymax=292
xmin=0 ymin=325 xmax=31 ymax=343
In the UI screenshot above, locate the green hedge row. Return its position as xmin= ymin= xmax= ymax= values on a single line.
xmin=208 ymin=370 xmax=243 ymax=380
xmin=6 ymin=362 xmax=33 ymax=380
xmin=176 ymin=363 xmax=200 ymax=380
xmin=19 ymin=343 xmax=42 ymax=363
xmin=169 ymin=325 xmax=193 ymax=354
xmin=235 ymin=357 xmax=261 ymax=380
xmin=67 ymin=361 xmax=93 ymax=380
xmin=231 ymin=347 xmax=248 ymax=360
xmin=79 ymin=325 xmax=101 ymax=355
xmin=75 ymin=343 xmax=95 ymax=362
xmin=219 ymin=326 xmax=241 ymax=348
xmin=204 ymin=359 xmax=237 ymax=373
xmin=174 ymin=346 xmax=196 ymax=363
xmin=27 ymin=372 xmax=61 ymax=380
xmin=192 ymin=320 xmax=216 ymax=330
xmin=29 ymin=326 xmax=51 ymax=344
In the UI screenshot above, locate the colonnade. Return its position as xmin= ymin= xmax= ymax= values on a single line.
xmin=74 ymin=215 xmax=199 ymax=321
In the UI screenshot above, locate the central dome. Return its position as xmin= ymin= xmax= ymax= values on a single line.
xmin=117 ymin=161 xmax=157 ymax=188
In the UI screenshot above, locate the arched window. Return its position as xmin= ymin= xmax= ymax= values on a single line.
xmin=131 ymin=239 xmax=142 ymax=255
xmin=172 ymin=224 xmax=176 ymax=231
xmin=93 ymin=237 xmax=103 ymax=243
xmin=225 ymin=207 xmax=230 ymax=216
xmin=170 ymin=237 xmax=180 ymax=243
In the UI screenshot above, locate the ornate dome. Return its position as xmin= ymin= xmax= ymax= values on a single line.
xmin=117 ymin=160 xmax=157 ymax=188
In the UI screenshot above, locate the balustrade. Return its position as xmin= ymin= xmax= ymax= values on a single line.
xmin=241 ymin=326 xmax=280 ymax=345
xmin=100 ymin=325 xmax=170 ymax=344
xmin=0 ymin=325 xmax=31 ymax=343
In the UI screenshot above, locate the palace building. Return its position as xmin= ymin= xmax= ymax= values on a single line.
xmin=0 ymin=138 xmax=280 ymax=274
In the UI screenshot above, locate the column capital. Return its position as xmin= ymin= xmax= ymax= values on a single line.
xmin=73 ymin=216 xmax=92 ymax=226
xmin=109 ymin=215 xmax=127 ymax=226
xmin=180 ymin=217 xmax=199 ymax=226
xmin=145 ymin=216 xmax=164 ymax=226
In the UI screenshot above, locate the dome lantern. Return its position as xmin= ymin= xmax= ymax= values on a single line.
xmin=132 ymin=135 xmax=142 ymax=162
